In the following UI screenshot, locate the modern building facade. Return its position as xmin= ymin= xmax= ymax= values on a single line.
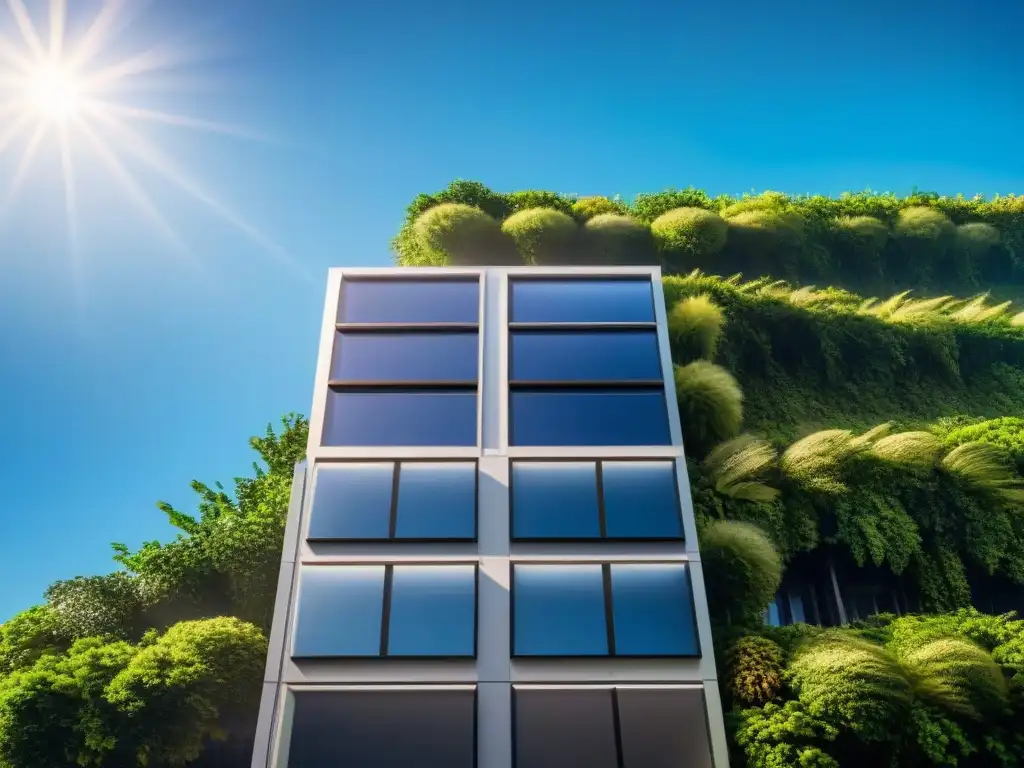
xmin=251 ymin=266 xmax=730 ymax=768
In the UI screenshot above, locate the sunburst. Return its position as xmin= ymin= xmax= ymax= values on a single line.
xmin=0 ymin=0 xmax=302 ymax=283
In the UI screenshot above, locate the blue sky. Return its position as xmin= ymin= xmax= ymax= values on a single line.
xmin=0 ymin=0 xmax=1022 ymax=620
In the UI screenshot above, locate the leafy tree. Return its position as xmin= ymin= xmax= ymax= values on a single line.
xmin=0 ymin=606 xmax=69 ymax=676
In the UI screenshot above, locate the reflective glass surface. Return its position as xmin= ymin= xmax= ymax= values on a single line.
xmin=338 ymin=279 xmax=480 ymax=324
xmin=510 ymin=279 xmax=655 ymax=323
xmin=332 ymin=332 xmax=479 ymax=383
xmin=513 ymin=565 xmax=608 ymax=656
xmin=324 ymin=391 xmax=477 ymax=446
xmin=513 ymin=688 xmax=619 ymax=768
xmin=511 ymin=462 xmax=600 ymax=539
xmin=510 ymin=330 xmax=662 ymax=382
xmin=387 ymin=565 xmax=476 ymax=657
xmin=610 ymin=564 xmax=698 ymax=656
xmin=602 ymin=461 xmax=683 ymax=539
xmin=292 ymin=566 xmax=385 ymax=657
xmin=511 ymin=390 xmax=670 ymax=446
xmin=394 ymin=463 xmax=477 ymax=539
xmin=306 ymin=463 xmax=393 ymax=540
xmin=289 ymin=689 xmax=476 ymax=768
xmin=617 ymin=688 xmax=715 ymax=768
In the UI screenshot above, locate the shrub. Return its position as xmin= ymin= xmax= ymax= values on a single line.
xmin=506 ymin=190 xmax=574 ymax=216
xmin=956 ymin=221 xmax=1001 ymax=254
xmin=725 ymin=635 xmax=786 ymax=707
xmin=667 ymin=295 xmax=725 ymax=362
xmin=700 ymin=521 xmax=782 ymax=625
xmin=571 ymin=195 xmax=624 ymax=221
xmin=674 ymin=360 xmax=744 ymax=456
xmin=412 ymin=203 xmax=519 ymax=266
xmin=789 ymin=634 xmax=914 ymax=741
xmin=831 ymin=215 xmax=889 ymax=275
xmin=581 ymin=213 xmax=657 ymax=264
xmin=724 ymin=210 xmax=807 ymax=276
xmin=894 ymin=207 xmax=956 ymax=243
xmin=651 ymin=207 xmax=728 ymax=270
xmin=902 ymin=637 xmax=1008 ymax=719
xmin=500 ymin=208 xmax=578 ymax=265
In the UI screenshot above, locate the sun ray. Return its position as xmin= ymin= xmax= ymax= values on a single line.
xmin=0 ymin=31 xmax=37 ymax=73
xmin=56 ymin=120 xmax=84 ymax=302
xmin=66 ymin=0 xmax=130 ymax=70
xmin=80 ymin=42 xmax=183 ymax=91
xmin=48 ymin=0 xmax=65 ymax=60
xmin=0 ymin=119 xmax=47 ymax=221
xmin=0 ymin=111 xmax=34 ymax=152
xmin=86 ymin=106 xmax=310 ymax=282
xmin=86 ymin=99 xmax=270 ymax=141
xmin=5 ymin=0 xmax=47 ymax=63
xmin=74 ymin=116 xmax=204 ymax=272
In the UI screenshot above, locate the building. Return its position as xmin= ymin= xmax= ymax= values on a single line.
xmin=251 ymin=266 xmax=730 ymax=767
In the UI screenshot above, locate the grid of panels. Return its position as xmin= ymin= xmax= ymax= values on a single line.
xmin=323 ymin=276 xmax=482 ymax=447
xmin=260 ymin=268 xmax=724 ymax=768
xmin=507 ymin=277 xmax=672 ymax=447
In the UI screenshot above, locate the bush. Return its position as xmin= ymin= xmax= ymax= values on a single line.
xmin=957 ymin=221 xmax=1001 ymax=254
xmin=571 ymin=195 xmax=624 ymax=221
xmin=831 ymin=215 xmax=889 ymax=275
xmin=651 ymin=207 xmax=728 ymax=270
xmin=667 ymin=295 xmax=725 ymax=362
xmin=506 ymin=190 xmax=575 ymax=217
xmin=412 ymin=203 xmax=519 ymax=266
xmin=500 ymin=208 xmax=578 ymax=265
xmin=894 ymin=206 xmax=956 ymax=244
xmin=700 ymin=520 xmax=782 ymax=625
xmin=581 ymin=213 xmax=657 ymax=265
xmin=674 ymin=360 xmax=744 ymax=456
xmin=725 ymin=635 xmax=786 ymax=707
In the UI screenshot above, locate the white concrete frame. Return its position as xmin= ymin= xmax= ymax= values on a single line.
xmin=252 ymin=267 xmax=730 ymax=768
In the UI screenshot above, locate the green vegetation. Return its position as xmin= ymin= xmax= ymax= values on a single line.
xmin=4 ymin=179 xmax=1024 ymax=766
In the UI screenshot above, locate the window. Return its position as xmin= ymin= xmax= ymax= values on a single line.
xmin=511 ymin=460 xmax=682 ymax=540
xmin=510 ymin=390 xmax=671 ymax=446
xmin=507 ymin=277 xmax=670 ymax=447
xmin=338 ymin=278 xmax=480 ymax=324
xmin=307 ymin=461 xmax=477 ymax=541
xmin=512 ymin=686 xmax=715 ymax=768
xmin=324 ymin=390 xmax=477 ymax=447
xmin=331 ymin=331 xmax=479 ymax=383
xmin=287 ymin=688 xmax=476 ymax=768
xmin=324 ymin=277 xmax=480 ymax=446
xmin=292 ymin=564 xmax=477 ymax=658
xmin=510 ymin=278 xmax=655 ymax=323
xmin=512 ymin=563 xmax=699 ymax=657
xmin=509 ymin=330 xmax=662 ymax=382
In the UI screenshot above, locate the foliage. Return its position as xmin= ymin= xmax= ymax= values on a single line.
xmin=651 ymin=207 xmax=728 ymax=270
xmin=0 ymin=607 xmax=69 ymax=676
xmin=44 ymin=572 xmax=146 ymax=642
xmin=943 ymin=417 xmax=1024 ymax=473
xmin=725 ymin=635 xmax=786 ymax=707
xmin=570 ymin=195 xmax=625 ymax=221
xmin=411 ymin=203 xmax=518 ymax=266
xmin=580 ymin=213 xmax=657 ymax=264
xmin=667 ymin=294 xmax=725 ymax=362
xmin=700 ymin=521 xmax=783 ymax=626
xmin=674 ymin=360 xmax=744 ymax=457
xmin=733 ymin=700 xmax=840 ymax=768
xmin=500 ymin=207 xmax=578 ymax=264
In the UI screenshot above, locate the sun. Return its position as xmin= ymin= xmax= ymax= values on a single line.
xmin=29 ymin=66 xmax=82 ymax=120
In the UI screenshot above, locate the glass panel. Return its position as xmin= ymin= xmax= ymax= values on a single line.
xmin=602 ymin=461 xmax=683 ymax=539
xmin=324 ymin=391 xmax=477 ymax=446
xmin=288 ymin=689 xmax=476 ymax=768
xmin=387 ymin=565 xmax=476 ymax=657
xmin=338 ymin=278 xmax=480 ymax=324
xmin=610 ymin=564 xmax=698 ymax=656
xmin=307 ymin=463 xmax=393 ymax=540
xmin=764 ymin=596 xmax=781 ymax=627
xmin=511 ymin=390 xmax=670 ymax=446
xmin=332 ymin=332 xmax=478 ymax=382
xmin=788 ymin=590 xmax=807 ymax=624
xmin=513 ymin=688 xmax=619 ymax=768
xmin=292 ymin=566 xmax=384 ymax=657
xmin=510 ymin=330 xmax=662 ymax=382
xmin=510 ymin=278 xmax=655 ymax=323
xmin=513 ymin=565 xmax=608 ymax=656
xmin=511 ymin=462 xmax=600 ymax=539
xmin=394 ymin=463 xmax=476 ymax=539
xmin=617 ymin=688 xmax=715 ymax=768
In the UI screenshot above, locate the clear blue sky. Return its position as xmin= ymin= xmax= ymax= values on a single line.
xmin=1 ymin=0 xmax=1022 ymax=620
